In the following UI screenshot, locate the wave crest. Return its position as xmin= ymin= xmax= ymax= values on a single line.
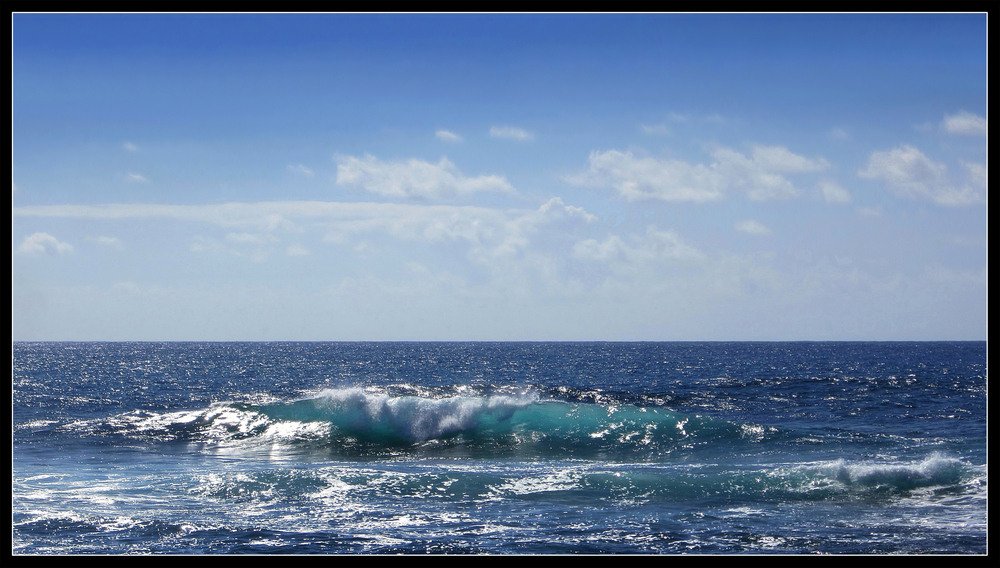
xmin=825 ymin=453 xmax=967 ymax=491
xmin=262 ymin=388 xmax=540 ymax=443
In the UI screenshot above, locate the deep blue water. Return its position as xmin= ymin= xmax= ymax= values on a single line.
xmin=12 ymin=342 xmax=988 ymax=554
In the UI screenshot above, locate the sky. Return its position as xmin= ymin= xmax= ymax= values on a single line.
xmin=12 ymin=13 xmax=988 ymax=341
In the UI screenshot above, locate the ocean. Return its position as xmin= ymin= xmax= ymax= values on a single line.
xmin=11 ymin=341 xmax=988 ymax=554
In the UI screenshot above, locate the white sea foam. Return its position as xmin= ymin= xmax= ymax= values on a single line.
xmin=824 ymin=452 xmax=966 ymax=489
xmin=306 ymin=388 xmax=539 ymax=442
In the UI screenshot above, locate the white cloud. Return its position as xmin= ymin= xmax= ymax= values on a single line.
xmin=15 ymin=202 xmax=300 ymax=231
xmin=125 ymin=172 xmax=149 ymax=183
xmin=189 ymin=236 xmax=223 ymax=254
xmin=923 ymin=263 xmax=988 ymax=287
xmin=489 ymin=126 xmax=533 ymax=141
xmin=435 ymin=130 xmax=462 ymax=142
xmin=568 ymin=145 xmax=829 ymax=203
xmin=564 ymin=149 xmax=726 ymax=203
xmin=123 ymin=142 xmax=138 ymax=152
xmin=858 ymin=145 xmax=985 ymax=206
xmin=734 ymin=220 xmax=772 ymax=236
xmin=12 ymin=199 xmax=597 ymax=274
xmin=573 ymin=226 xmax=703 ymax=264
xmin=88 ymin=235 xmax=124 ymax=250
xmin=941 ymin=111 xmax=987 ymax=136
xmin=818 ymin=179 xmax=852 ymax=203
xmin=189 ymin=232 xmax=277 ymax=262
xmin=666 ymin=112 xmax=725 ymax=125
xmin=538 ymin=196 xmax=598 ymax=223
xmin=641 ymin=124 xmax=671 ymax=135
xmin=710 ymin=147 xmax=800 ymax=201
xmin=336 ymin=154 xmax=515 ymax=199
xmin=750 ymin=145 xmax=830 ymax=173
xmin=16 ymin=232 xmax=74 ymax=256
xmin=226 ymin=232 xmax=277 ymax=245
xmin=961 ymin=160 xmax=987 ymax=190
xmin=287 ymin=164 xmax=314 ymax=177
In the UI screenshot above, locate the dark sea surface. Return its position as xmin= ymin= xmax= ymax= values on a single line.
xmin=12 ymin=341 xmax=988 ymax=554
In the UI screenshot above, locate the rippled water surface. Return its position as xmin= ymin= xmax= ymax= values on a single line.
xmin=12 ymin=342 xmax=988 ymax=554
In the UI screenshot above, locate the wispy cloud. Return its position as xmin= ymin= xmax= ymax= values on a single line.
xmin=435 ymin=130 xmax=462 ymax=142
xmin=941 ymin=111 xmax=987 ymax=136
xmin=572 ymin=226 xmax=703 ymax=264
xmin=858 ymin=145 xmax=986 ymax=205
xmin=566 ymin=145 xmax=830 ymax=203
xmin=734 ymin=220 xmax=773 ymax=236
xmin=640 ymin=124 xmax=671 ymax=135
xmin=564 ymin=150 xmax=726 ymax=203
xmin=88 ymin=235 xmax=124 ymax=250
xmin=664 ymin=112 xmax=726 ymax=125
xmin=123 ymin=142 xmax=138 ymax=152
xmin=750 ymin=145 xmax=830 ymax=173
xmin=13 ymin=199 xmax=599 ymax=279
xmin=125 ymin=173 xmax=149 ymax=183
xmin=226 ymin=232 xmax=278 ymax=245
xmin=818 ymin=179 xmax=852 ymax=203
xmin=287 ymin=164 xmax=314 ymax=178
xmin=336 ymin=154 xmax=515 ymax=199
xmin=489 ymin=126 xmax=533 ymax=141
xmin=828 ymin=127 xmax=850 ymax=142
xmin=960 ymin=160 xmax=988 ymax=190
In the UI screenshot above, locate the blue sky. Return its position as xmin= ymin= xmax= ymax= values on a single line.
xmin=12 ymin=13 xmax=987 ymax=340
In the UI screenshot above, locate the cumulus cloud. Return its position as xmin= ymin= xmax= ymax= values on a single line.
xmin=710 ymin=147 xmax=800 ymax=200
xmin=435 ymin=130 xmax=462 ymax=142
xmin=336 ymin=154 xmax=515 ymax=199
xmin=567 ymin=145 xmax=829 ymax=203
xmin=941 ymin=111 xmax=987 ymax=136
xmin=16 ymin=232 xmax=74 ymax=256
xmin=734 ymin=220 xmax=773 ymax=236
xmin=858 ymin=145 xmax=985 ymax=206
xmin=538 ymin=196 xmax=598 ymax=223
xmin=489 ymin=126 xmax=533 ymax=141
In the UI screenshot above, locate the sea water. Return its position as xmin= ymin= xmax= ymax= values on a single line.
xmin=12 ymin=342 xmax=987 ymax=554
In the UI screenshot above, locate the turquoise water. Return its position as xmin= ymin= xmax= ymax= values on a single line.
xmin=12 ymin=342 xmax=988 ymax=554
